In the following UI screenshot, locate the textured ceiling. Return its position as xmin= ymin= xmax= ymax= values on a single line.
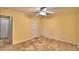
xmin=6 ymin=7 xmax=78 ymax=16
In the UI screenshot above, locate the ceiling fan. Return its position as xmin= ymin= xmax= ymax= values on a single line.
xmin=35 ymin=7 xmax=55 ymax=16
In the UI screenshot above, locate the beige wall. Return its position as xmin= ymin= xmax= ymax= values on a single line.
xmin=41 ymin=8 xmax=77 ymax=45
xmin=0 ymin=8 xmax=40 ymax=45
xmin=77 ymin=10 xmax=79 ymax=47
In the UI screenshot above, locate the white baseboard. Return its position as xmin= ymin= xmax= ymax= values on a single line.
xmin=12 ymin=36 xmax=39 ymax=45
xmin=12 ymin=35 xmax=77 ymax=46
xmin=43 ymin=35 xmax=77 ymax=45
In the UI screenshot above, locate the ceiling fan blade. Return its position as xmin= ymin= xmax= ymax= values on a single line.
xmin=35 ymin=7 xmax=41 ymax=12
xmin=45 ymin=11 xmax=55 ymax=14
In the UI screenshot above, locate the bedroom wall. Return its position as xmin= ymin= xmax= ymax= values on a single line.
xmin=0 ymin=8 xmax=40 ymax=45
xmin=41 ymin=8 xmax=77 ymax=45
xmin=77 ymin=9 xmax=79 ymax=47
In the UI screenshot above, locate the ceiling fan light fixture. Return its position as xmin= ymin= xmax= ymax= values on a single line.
xmin=38 ymin=11 xmax=47 ymax=16
xmin=36 ymin=7 xmax=55 ymax=16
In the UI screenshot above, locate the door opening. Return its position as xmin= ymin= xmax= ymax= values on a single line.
xmin=0 ymin=15 xmax=12 ymax=47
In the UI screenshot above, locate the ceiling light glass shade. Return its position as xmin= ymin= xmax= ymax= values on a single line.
xmin=38 ymin=12 xmax=47 ymax=16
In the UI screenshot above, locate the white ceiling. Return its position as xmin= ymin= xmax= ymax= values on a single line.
xmin=7 ymin=7 xmax=55 ymax=13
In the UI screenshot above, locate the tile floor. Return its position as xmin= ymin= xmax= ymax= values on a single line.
xmin=0 ymin=37 xmax=78 ymax=51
